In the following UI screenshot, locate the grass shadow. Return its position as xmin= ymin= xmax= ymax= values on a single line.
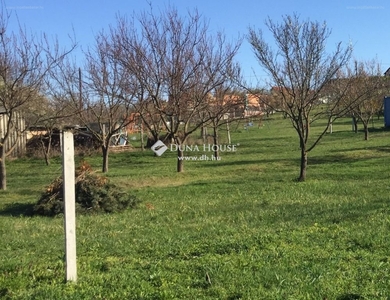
xmin=366 ymin=126 xmax=390 ymax=133
xmin=269 ymin=195 xmax=390 ymax=227
xmin=197 ymin=158 xmax=298 ymax=168
xmin=309 ymin=154 xmax=379 ymax=165
xmin=336 ymin=294 xmax=364 ymax=300
xmin=0 ymin=202 xmax=35 ymax=216
xmin=330 ymin=145 xmax=390 ymax=154
xmin=374 ymin=146 xmax=390 ymax=153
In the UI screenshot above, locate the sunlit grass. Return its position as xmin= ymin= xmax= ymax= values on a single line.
xmin=1 ymin=116 xmax=390 ymax=299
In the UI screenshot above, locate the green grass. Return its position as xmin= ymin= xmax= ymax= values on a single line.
xmin=1 ymin=116 xmax=390 ymax=299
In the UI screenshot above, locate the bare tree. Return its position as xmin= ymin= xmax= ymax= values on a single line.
xmin=51 ymin=32 xmax=138 ymax=173
xmin=0 ymin=8 xmax=74 ymax=190
xmin=84 ymin=32 xmax=139 ymax=172
xmin=248 ymin=14 xmax=352 ymax=181
xmin=341 ymin=60 xmax=390 ymax=140
xmin=205 ymin=86 xmax=245 ymax=159
xmin=114 ymin=7 xmax=241 ymax=172
xmin=26 ymin=95 xmax=65 ymax=165
xmin=133 ymin=93 xmax=166 ymax=147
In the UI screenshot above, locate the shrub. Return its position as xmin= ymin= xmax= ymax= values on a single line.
xmin=33 ymin=161 xmax=141 ymax=216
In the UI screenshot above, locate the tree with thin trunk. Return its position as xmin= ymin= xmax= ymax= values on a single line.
xmin=26 ymin=96 xmax=65 ymax=166
xmin=83 ymin=32 xmax=138 ymax=172
xmin=342 ymin=60 xmax=390 ymax=140
xmin=133 ymin=94 xmax=166 ymax=147
xmin=0 ymin=8 xmax=74 ymax=190
xmin=49 ymin=31 xmax=137 ymax=173
xmin=206 ymin=86 xmax=245 ymax=159
xmin=114 ymin=7 xmax=241 ymax=172
xmin=248 ymin=14 xmax=352 ymax=181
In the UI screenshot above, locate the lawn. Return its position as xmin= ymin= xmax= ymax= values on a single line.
xmin=1 ymin=116 xmax=390 ymax=299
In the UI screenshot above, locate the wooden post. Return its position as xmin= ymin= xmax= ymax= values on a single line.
xmin=62 ymin=130 xmax=77 ymax=282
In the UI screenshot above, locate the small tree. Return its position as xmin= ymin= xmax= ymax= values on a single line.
xmin=342 ymin=60 xmax=390 ymax=140
xmin=83 ymin=32 xmax=138 ymax=172
xmin=206 ymin=87 xmax=245 ymax=159
xmin=49 ymin=32 xmax=137 ymax=173
xmin=0 ymin=8 xmax=74 ymax=190
xmin=132 ymin=94 xmax=166 ymax=147
xmin=26 ymin=96 xmax=63 ymax=165
xmin=248 ymin=14 xmax=352 ymax=181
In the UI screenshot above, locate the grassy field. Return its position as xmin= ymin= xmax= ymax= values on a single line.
xmin=1 ymin=116 xmax=390 ymax=299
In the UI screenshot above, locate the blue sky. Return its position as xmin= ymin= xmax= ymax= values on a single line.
xmin=4 ymin=0 xmax=390 ymax=86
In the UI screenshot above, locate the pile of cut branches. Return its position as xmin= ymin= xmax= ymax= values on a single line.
xmin=33 ymin=161 xmax=140 ymax=216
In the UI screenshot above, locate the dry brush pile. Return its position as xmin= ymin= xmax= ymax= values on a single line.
xmin=33 ymin=161 xmax=141 ymax=216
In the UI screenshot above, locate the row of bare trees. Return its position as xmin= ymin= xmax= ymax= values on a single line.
xmin=1 ymin=7 xmax=389 ymax=190
xmin=337 ymin=60 xmax=388 ymax=140
xmin=0 ymin=6 xmax=245 ymax=190
xmin=110 ymin=9 xmax=242 ymax=172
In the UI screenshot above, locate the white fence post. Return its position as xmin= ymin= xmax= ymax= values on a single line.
xmin=62 ymin=130 xmax=77 ymax=282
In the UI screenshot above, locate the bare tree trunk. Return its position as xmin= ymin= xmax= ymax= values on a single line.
xmin=46 ymin=134 xmax=52 ymax=165
xmin=201 ymin=125 xmax=207 ymax=143
xmin=43 ymin=140 xmax=51 ymax=166
xmin=177 ymin=147 xmax=183 ymax=172
xmin=0 ymin=146 xmax=6 ymax=190
xmin=298 ymin=144 xmax=307 ymax=182
xmin=363 ymin=123 xmax=369 ymax=140
xmin=140 ymin=123 xmax=144 ymax=151
xmin=213 ymin=125 xmax=219 ymax=160
xmin=39 ymin=133 xmax=52 ymax=166
xmin=102 ymin=145 xmax=109 ymax=173
xmin=352 ymin=116 xmax=358 ymax=133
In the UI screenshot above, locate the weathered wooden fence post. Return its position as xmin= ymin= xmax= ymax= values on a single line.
xmin=62 ymin=129 xmax=77 ymax=282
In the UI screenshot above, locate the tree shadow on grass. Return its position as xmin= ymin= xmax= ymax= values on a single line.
xmin=196 ymin=158 xmax=298 ymax=168
xmin=366 ymin=126 xmax=390 ymax=133
xmin=375 ymin=146 xmax=390 ymax=153
xmin=309 ymin=154 xmax=382 ymax=165
xmin=332 ymin=126 xmax=390 ymax=134
xmin=330 ymin=145 xmax=390 ymax=154
xmin=336 ymin=294 xmax=364 ymax=300
xmin=196 ymin=152 xmax=381 ymax=168
xmin=0 ymin=202 xmax=35 ymax=217
xmin=267 ymin=195 xmax=389 ymax=227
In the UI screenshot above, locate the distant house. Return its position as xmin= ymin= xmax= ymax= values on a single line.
xmin=384 ymin=68 xmax=390 ymax=77
xmin=126 ymin=112 xmax=143 ymax=133
xmin=0 ymin=107 xmax=26 ymax=157
xmin=220 ymin=93 xmax=265 ymax=118
xmin=243 ymin=94 xmax=266 ymax=117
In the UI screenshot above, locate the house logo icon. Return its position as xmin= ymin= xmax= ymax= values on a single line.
xmin=151 ymin=140 xmax=168 ymax=156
